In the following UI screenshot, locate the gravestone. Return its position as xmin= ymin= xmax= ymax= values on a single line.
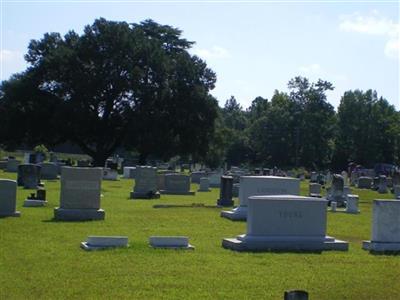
xmin=161 ymin=174 xmax=194 ymax=195
xmin=6 ymin=159 xmax=20 ymax=172
xmin=217 ymin=175 xmax=234 ymax=206
xmin=191 ymin=171 xmax=207 ymax=184
xmin=358 ymin=177 xmax=372 ymax=189
xmin=77 ymin=160 xmax=91 ymax=167
xmin=123 ymin=166 xmax=136 ymax=179
xmin=378 ymin=175 xmax=388 ymax=194
xmin=17 ymin=164 xmax=41 ymax=189
xmin=222 ymin=195 xmax=348 ymax=251
xmin=208 ymin=172 xmax=222 ymax=188
xmin=54 ymin=167 xmax=104 ymax=221
xmin=372 ymin=177 xmax=379 ymax=190
xmin=149 ymin=236 xmax=194 ymax=249
xmin=309 ymin=183 xmax=321 ymax=197
xmin=0 ymin=179 xmax=20 ymax=217
xmin=221 ymin=176 xmax=300 ymax=221
xmin=394 ymin=185 xmax=400 ymax=199
xmin=40 ymin=162 xmax=58 ymax=180
xmin=157 ymin=174 xmax=166 ymax=191
xmin=103 ymin=168 xmax=118 ymax=180
xmin=232 ymin=183 xmax=240 ymax=197
xmin=198 ymin=177 xmax=210 ymax=192
xmin=327 ymin=174 xmax=346 ymax=206
xmin=350 ymin=172 xmax=358 ymax=186
xmin=363 ymin=200 xmax=400 ymax=252
xmin=24 ymin=189 xmax=47 ymax=207
xmin=81 ymin=236 xmax=128 ymax=251
xmin=310 ymin=172 xmax=318 ymax=183
xmin=284 ymin=290 xmax=309 ymax=300
xmin=130 ymin=166 xmax=160 ymax=199
xmin=346 ymin=194 xmax=359 ymax=214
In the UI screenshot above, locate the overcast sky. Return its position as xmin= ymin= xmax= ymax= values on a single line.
xmin=1 ymin=0 xmax=399 ymax=109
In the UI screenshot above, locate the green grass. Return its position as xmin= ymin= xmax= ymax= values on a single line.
xmin=0 ymin=171 xmax=399 ymax=299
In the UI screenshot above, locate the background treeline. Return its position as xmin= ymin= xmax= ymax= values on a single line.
xmin=204 ymin=76 xmax=400 ymax=171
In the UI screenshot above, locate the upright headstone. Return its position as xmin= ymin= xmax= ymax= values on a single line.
xmin=40 ymin=162 xmax=58 ymax=180
xmin=208 ymin=172 xmax=222 ymax=188
xmin=309 ymin=183 xmax=321 ymax=197
xmin=378 ymin=175 xmax=388 ymax=194
xmin=310 ymin=172 xmax=318 ymax=183
xmin=346 ymin=195 xmax=360 ymax=214
xmin=372 ymin=177 xmax=380 ymax=190
xmin=0 ymin=179 xmax=20 ymax=217
xmin=221 ymin=176 xmax=300 ymax=221
xmin=217 ymin=176 xmax=234 ymax=206
xmin=222 ymin=195 xmax=348 ymax=251
xmin=17 ymin=164 xmax=41 ymax=189
xmin=0 ymin=160 xmax=7 ymax=170
xmin=363 ymin=200 xmax=400 ymax=252
xmin=130 ymin=166 xmax=160 ymax=199
xmin=123 ymin=166 xmax=136 ymax=179
xmin=54 ymin=167 xmax=104 ymax=221
xmin=328 ymin=174 xmax=346 ymax=206
xmin=232 ymin=183 xmax=240 ymax=197
xmin=284 ymin=290 xmax=309 ymax=300
xmin=191 ymin=171 xmax=206 ymax=184
xmin=198 ymin=177 xmax=210 ymax=192
xmin=358 ymin=177 xmax=372 ymax=189
xmin=6 ymin=159 xmax=20 ymax=172
xmin=160 ymin=174 xmax=194 ymax=195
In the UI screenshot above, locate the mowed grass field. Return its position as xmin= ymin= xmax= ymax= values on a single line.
xmin=0 ymin=170 xmax=399 ymax=299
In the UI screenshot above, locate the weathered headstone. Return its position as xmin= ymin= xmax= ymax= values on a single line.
xmin=310 ymin=172 xmax=318 ymax=183
xmin=24 ymin=189 xmax=47 ymax=207
xmin=358 ymin=177 xmax=372 ymax=189
xmin=208 ymin=172 xmax=222 ymax=188
xmin=378 ymin=175 xmax=388 ymax=194
xmin=130 ymin=166 xmax=160 ymax=199
xmin=284 ymin=290 xmax=309 ymax=300
xmin=0 ymin=179 xmax=20 ymax=217
xmin=17 ymin=164 xmax=41 ymax=189
xmin=363 ymin=200 xmax=400 ymax=252
xmin=191 ymin=171 xmax=207 ymax=184
xmin=327 ymin=174 xmax=346 ymax=206
xmin=54 ymin=167 xmax=104 ymax=221
xmin=217 ymin=175 xmax=234 ymax=206
xmin=222 ymin=195 xmax=348 ymax=251
xmin=309 ymin=183 xmax=321 ymax=197
xmin=40 ymin=162 xmax=58 ymax=180
xmin=221 ymin=176 xmax=300 ymax=221
xmin=198 ymin=177 xmax=210 ymax=192
xmin=6 ymin=159 xmax=20 ymax=172
xmin=161 ymin=174 xmax=194 ymax=195
xmin=103 ymin=168 xmax=118 ymax=180
xmin=123 ymin=166 xmax=136 ymax=179
xmin=346 ymin=194 xmax=360 ymax=214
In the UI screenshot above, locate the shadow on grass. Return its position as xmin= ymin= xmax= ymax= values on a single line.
xmin=369 ymin=250 xmax=400 ymax=256
xmin=42 ymin=218 xmax=105 ymax=223
xmin=153 ymin=203 xmax=227 ymax=209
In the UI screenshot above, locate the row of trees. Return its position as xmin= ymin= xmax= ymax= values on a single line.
xmin=207 ymin=78 xmax=400 ymax=170
xmin=0 ymin=18 xmax=398 ymax=170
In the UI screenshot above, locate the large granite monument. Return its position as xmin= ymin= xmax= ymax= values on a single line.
xmin=54 ymin=167 xmax=104 ymax=221
xmin=222 ymin=195 xmax=348 ymax=252
xmin=130 ymin=166 xmax=160 ymax=199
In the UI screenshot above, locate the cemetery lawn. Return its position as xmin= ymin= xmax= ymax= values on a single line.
xmin=1 ymin=171 xmax=399 ymax=300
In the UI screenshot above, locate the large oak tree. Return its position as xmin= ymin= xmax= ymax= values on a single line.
xmin=0 ymin=18 xmax=218 ymax=166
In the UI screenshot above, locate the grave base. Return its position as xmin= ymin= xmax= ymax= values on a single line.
xmin=23 ymin=199 xmax=47 ymax=207
xmin=0 ymin=211 xmax=21 ymax=217
xmin=54 ymin=208 xmax=105 ymax=221
xmin=160 ymin=190 xmax=195 ymax=195
xmin=130 ymin=191 xmax=161 ymax=199
xmin=220 ymin=207 xmax=247 ymax=221
xmin=309 ymin=193 xmax=322 ymax=198
xmin=362 ymin=240 xmax=400 ymax=252
xmin=222 ymin=235 xmax=349 ymax=252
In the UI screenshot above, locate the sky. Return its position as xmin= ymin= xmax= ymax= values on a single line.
xmin=1 ymin=0 xmax=399 ymax=110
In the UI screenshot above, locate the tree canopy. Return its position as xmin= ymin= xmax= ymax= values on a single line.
xmin=0 ymin=18 xmax=218 ymax=166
